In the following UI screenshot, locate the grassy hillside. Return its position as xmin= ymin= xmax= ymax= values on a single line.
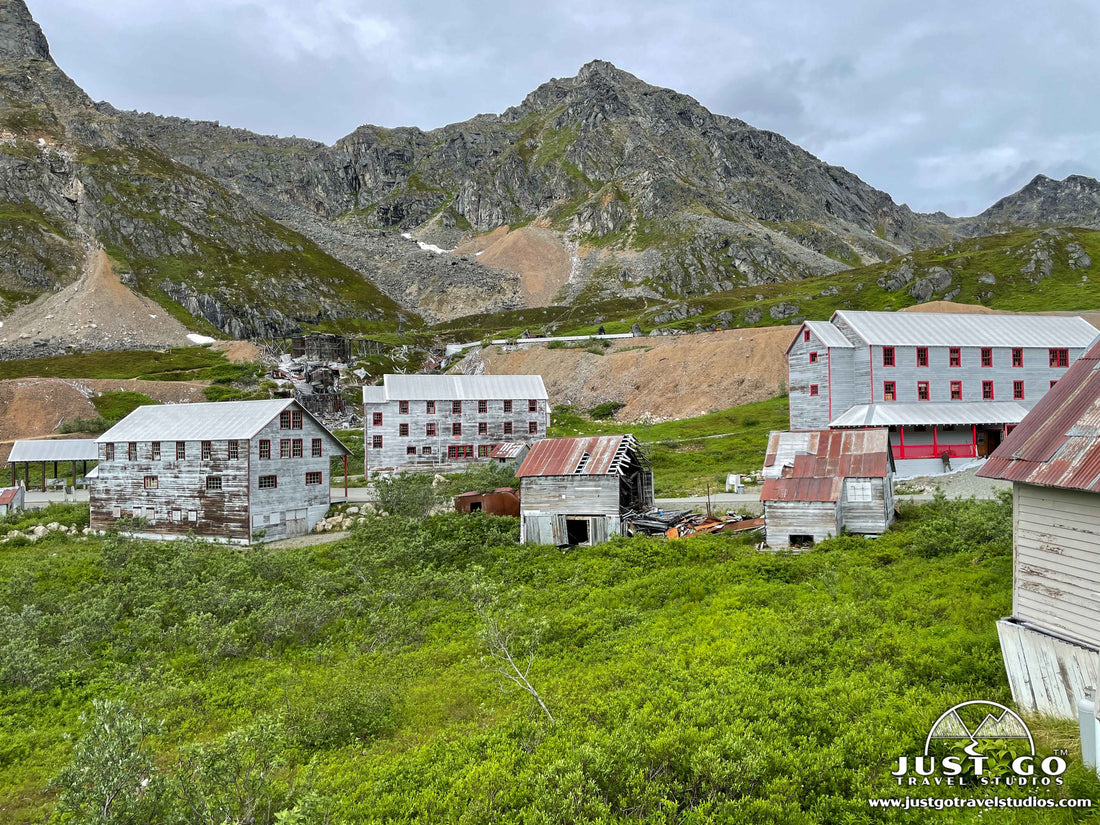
xmin=1 ymin=498 xmax=1097 ymax=823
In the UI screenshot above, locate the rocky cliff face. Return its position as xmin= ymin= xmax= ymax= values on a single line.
xmin=0 ymin=0 xmax=414 ymax=343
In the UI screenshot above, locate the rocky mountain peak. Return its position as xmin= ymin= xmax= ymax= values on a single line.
xmin=0 ymin=0 xmax=52 ymax=64
xmin=978 ymin=173 xmax=1100 ymax=229
xmin=574 ymin=59 xmax=638 ymax=85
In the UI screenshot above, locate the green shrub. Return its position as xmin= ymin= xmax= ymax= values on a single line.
xmin=371 ymin=472 xmax=440 ymax=519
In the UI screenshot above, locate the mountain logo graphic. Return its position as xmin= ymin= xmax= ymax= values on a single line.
xmin=924 ymin=700 xmax=1034 ymax=756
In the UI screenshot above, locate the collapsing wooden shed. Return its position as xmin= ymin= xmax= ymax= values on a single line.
xmin=516 ymin=435 xmax=653 ymax=545
xmin=761 ymin=429 xmax=895 ymax=548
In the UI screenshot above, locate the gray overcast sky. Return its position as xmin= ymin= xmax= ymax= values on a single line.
xmin=28 ymin=0 xmax=1100 ymax=217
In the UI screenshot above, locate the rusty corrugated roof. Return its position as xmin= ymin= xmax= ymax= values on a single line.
xmin=489 ymin=442 xmax=527 ymax=459
xmin=761 ymin=429 xmax=891 ymax=502
xmin=979 ymin=340 xmax=1100 ymax=491
xmin=516 ymin=435 xmax=637 ymax=477
xmin=0 ymin=488 xmax=17 ymax=506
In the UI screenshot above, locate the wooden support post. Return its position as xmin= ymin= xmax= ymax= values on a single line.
xmin=70 ymin=460 xmax=76 ymax=488
xmin=24 ymin=462 xmax=29 ymax=489
xmin=40 ymin=461 xmax=45 ymax=492
xmin=344 ymin=455 xmax=348 ymax=500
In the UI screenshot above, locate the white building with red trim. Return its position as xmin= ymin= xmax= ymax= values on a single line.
xmin=787 ymin=311 xmax=1098 ymax=476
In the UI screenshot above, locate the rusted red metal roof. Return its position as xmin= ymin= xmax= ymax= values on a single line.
xmin=979 ymin=340 xmax=1100 ymax=491
xmin=516 ymin=435 xmax=634 ymax=477
xmin=489 ymin=442 xmax=527 ymax=459
xmin=761 ymin=429 xmax=891 ymax=502
xmin=0 ymin=488 xmax=17 ymax=506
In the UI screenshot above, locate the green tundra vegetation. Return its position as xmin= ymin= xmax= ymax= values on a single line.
xmin=1 ymin=495 xmax=1098 ymax=823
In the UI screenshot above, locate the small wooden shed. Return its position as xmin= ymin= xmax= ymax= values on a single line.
xmin=761 ymin=429 xmax=894 ymax=548
xmin=0 ymin=485 xmax=25 ymax=516
xmin=454 ymin=488 xmax=520 ymax=516
xmin=516 ymin=435 xmax=653 ymax=546
xmin=977 ymin=338 xmax=1100 ymax=719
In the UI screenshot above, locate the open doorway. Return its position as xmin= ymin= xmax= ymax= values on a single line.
xmin=566 ymin=517 xmax=590 ymax=546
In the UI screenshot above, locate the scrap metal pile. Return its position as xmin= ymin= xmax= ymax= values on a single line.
xmin=623 ymin=508 xmax=764 ymax=539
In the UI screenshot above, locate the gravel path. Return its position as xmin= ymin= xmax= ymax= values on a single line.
xmin=893 ymin=464 xmax=1010 ymax=499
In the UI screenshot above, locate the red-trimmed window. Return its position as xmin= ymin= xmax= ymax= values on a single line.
xmin=809 ymin=384 xmax=819 ymax=396
xmin=259 ymin=440 xmax=270 ymax=459
xmin=143 ymin=475 xmax=158 ymax=489
xmin=372 ymin=412 xmax=382 ymax=427
xmin=478 ymin=400 xmax=488 ymax=413
xmin=406 ymin=445 xmax=416 ymax=455
xmin=258 ymin=475 xmax=277 ymax=489
xmin=227 ymin=440 xmax=238 ymax=460
xmin=448 ymin=445 xmax=474 ymax=459
xmin=280 ymin=439 xmax=291 ymax=459
xmin=452 ymin=401 xmax=462 ymax=414
xmin=503 ymin=422 xmax=513 ymax=435
xmin=1051 ymin=379 xmax=1059 ymax=389
xmin=292 ymin=439 xmax=303 ymax=458
xmin=917 ymin=381 xmax=929 ymax=401
xmin=949 ymin=347 xmax=961 ymax=367
xmin=883 ymin=381 xmax=896 ymax=401
xmin=305 ymin=471 xmax=323 ymax=485
xmin=104 ymin=443 xmax=115 ymax=461
xmin=981 ymin=348 xmax=993 ymax=367
xmin=151 ymin=442 xmax=161 ymax=461
xmin=201 ymin=441 xmax=211 ymax=460
xmin=176 ymin=441 xmax=187 ymax=460
xmin=478 ymin=422 xmax=487 ymax=435
xmin=478 ymin=445 xmax=491 ymax=457
xmin=292 ymin=410 xmax=302 ymax=429
xmin=311 ymin=438 xmax=322 ymax=457
xmin=503 ymin=400 xmax=513 ymax=413
xmin=982 ymin=380 xmax=994 ymax=400
xmin=422 ymin=446 xmax=432 ymax=455
xmin=529 ymin=421 xmax=538 ymax=434
xmin=399 ymin=400 xmax=409 ymax=414
xmin=803 ymin=329 xmax=810 ymax=342
xmin=950 ymin=381 xmax=962 ymax=400
xmin=452 ymin=422 xmax=462 ymax=436
xmin=1012 ymin=348 xmax=1023 ymax=367
xmin=1013 ymin=380 xmax=1025 ymax=400
xmin=426 ymin=422 xmax=437 ymax=437
xmin=916 ymin=347 xmax=928 ymax=367
xmin=399 ymin=423 xmax=409 ymax=437
xmin=426 ymin=401 xmax=436 ymax=414
xmin=528 ymin=399 xmax=538 ymax=412
xmin=882 ymin=347 xmax=895 ymax=367
xmin=1049 ymin=348 xmax=1069 ymax=368
xmin=280 ymin=410 xmax=292 ymax=428
xmin=128 ymin=442 xmax=138 ymax=461
xmin=809 ymin=351 xmax=818 ymax=363
xmin=205 ymin=476 xmax=222 ymax=491
xmin=372 ymin=435 xmax=382 ymax=449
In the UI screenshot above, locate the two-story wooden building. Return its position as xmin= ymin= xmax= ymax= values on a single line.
xmin=788 ymin=310 xmax=1098 ymax=475
xmin=90 ymin=399 xmax=350 ymax=544
xmin=362 ymin=374 xmax=550 ymax=475
xmin=977 ymin=340 xmax=1100 ymax=720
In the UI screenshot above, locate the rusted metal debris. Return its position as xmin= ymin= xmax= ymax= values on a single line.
xmin=623 ymin=508 xmax=763 ymax=539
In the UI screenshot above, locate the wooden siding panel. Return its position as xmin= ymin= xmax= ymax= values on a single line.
xmin=764 ymin=501 xmax=837 ymax=547
xmin=248 ymin=414 xmax=333 ymax=542
xmin=838 ymin=477 xmax=894 ymax=535
xmin=998 ymin=620 xmax=1099 ymax=719
xmin=787 ymin=332 xmax=833 ymax=429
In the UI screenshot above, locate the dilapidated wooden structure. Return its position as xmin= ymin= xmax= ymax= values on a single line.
xmin=90 ymin=399 xmax=350 ymax=544
xmin=516 ymin=435 xmax=653 ymax=546
xmin=977 ymin=339 xmax=1100 ymax=719
xmin=454 ymin=488 xmax=521 ymax=516
xmin=0 ymin=485 xmax=25 ymax=516
xmin=288 ymin=333 xmax=387 ymax=362
xmin=761 ymin=429 xmax=894 ymax=548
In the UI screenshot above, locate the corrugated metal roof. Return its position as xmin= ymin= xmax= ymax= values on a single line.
xmin=829 ymin=401 xmax=1029 ymax=428
xmin=362 ymin=386 xmax=386 ymax=404
xmin=490 ymin=442 xmax=527 ymax=459
xmin=0 ymin=488 xmax=17 ymax=505
xmin=979 ymin=340 xmax=1100 ymax=491
xmin=761 ymin=429 xmax=891 ymax=502
xmin=96 ymin=400 xmax=349 ymax=455
xmin=804 ymin=320 xmax=856 ymax=349
xmin=833 ymin=310 xmax=1099 ymax=349
xmin=8 ymin=439 xmax=99 ymax=463
xmin=516 ymin=435 xmax=639 ymax=477
xmin=374 ymin=374 xmax=548 ymax=401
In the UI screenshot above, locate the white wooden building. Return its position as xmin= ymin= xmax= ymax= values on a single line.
xmin=977 ymin=340 xmax=1100 ymax=719
xmin=362 ymin=374 xmax=549 ymax=476
xmin=90 ymin=399 xmax=350 ymax=544
xmin=516 ymin=435 xmax=653 ymax=546
xmin=788 ymin=311 xmax=1099 ymax=476
xmin=761 ymin=429 xmax=894 ymax=548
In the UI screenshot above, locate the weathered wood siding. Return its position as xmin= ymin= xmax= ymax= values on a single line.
xmin=1013 ymin=483 xmax=1100 ymax=648
xmin=764 ymin=501 xmax=837 ymax=547
xmin=838 ymin=476 xmax=894 ymax=535
xmin=90 ymin=440 xmax=251 ymax=541
xmin=519 ymin=475 xmax=621 ymax=544
xmin=998 ymin=618 xmax=1099 ymax=719
xmin=365 ymin=397 xmax=549 ymax=475
xmin=248 ymin=416 xmax=333 ymax=542
xmin=787 ymin=329 xmax=833 ymax=429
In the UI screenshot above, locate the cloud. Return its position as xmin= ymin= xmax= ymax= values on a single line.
xmin=25 ymin=0 xmax=1100 ymax=215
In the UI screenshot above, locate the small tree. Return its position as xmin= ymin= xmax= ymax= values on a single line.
xmin=52 ymin=699 xmax=163 ymax=824
xmin=371 ymin=473 xmax=440 ymax=519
